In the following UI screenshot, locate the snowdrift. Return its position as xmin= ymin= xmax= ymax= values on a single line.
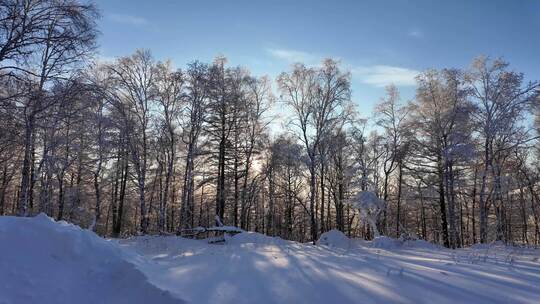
xmin=316 ymin=229 xmax=351 ymax=248
xmin=315 ymin=230 xmax=439 ymax=250
xmin=0 ymin=214 xmax=184 ymax=304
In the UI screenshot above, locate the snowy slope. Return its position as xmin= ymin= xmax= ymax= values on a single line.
xmin=119 ymin=231 xmax=540 ymax=304
xmin=2 ymin=215 xmax=539 ymax=304
xmin=0 ymin=214 xmax=184 ymax=304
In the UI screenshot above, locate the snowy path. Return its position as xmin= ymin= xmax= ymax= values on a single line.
xmin=118 ymin=234 xmax=540 ymax=304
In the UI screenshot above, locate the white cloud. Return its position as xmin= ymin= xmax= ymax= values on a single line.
xmin=266 ymin=48 xmax=319 ymax=64
xmin=352 ymin=65 xmax=420 ymax=87
xmin=108 ymin=13 xmax=149 ymax=26
xmin=266 ymin=47 xmax=419 ymax=87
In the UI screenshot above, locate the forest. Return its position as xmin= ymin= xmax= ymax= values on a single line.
xmin=1 ymin=0 xmax=540 ymax=251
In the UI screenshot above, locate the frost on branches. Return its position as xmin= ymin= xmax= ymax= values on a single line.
xmin=351 ymin=191 xmax=386 ymax=237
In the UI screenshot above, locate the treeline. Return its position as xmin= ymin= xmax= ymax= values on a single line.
xmin=1 ymin=0 xmax=539 ymax=248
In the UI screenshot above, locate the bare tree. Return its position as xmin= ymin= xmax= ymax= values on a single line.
xmin=373 ymin=85 xmax=410 ymax=236
xmin=10 ymin=0 xmax=98 ymax=216
xmin=278 ymin=59 xmax=351 ymax=243
xmin=154 ymin=60 xmax=184 ymax=232
xmin=239 ymin=75 xmax=272 ymax=228
xmin=108 ymin=49 xmax=156 ymax=234
xmin=179 ymin=61 xmax=208 ymax=230
xmin=466 ymin=56 xmax=538 ymax=242
xmin=410 ymin=69 xmax=472 ymax=248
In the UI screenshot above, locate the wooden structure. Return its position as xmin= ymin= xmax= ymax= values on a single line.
xmin=179 ymin=226 xmax=244 ymax=244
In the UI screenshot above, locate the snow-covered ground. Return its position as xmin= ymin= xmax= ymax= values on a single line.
xmin=2 ymin=215 xmax=540 ymax=304
xmin=0 ymin=214 xmax=184 ymax=304
xmin=119 ymin=229 xmax=540 ymax=304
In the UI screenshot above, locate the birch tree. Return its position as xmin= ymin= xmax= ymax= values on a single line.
xmin=155 ymin=60 xmax=184 ymax=232
xmin=179 ymin=62 xmax=208 ymax=230
xmin=10 ymin=0 xmax=98 ymax=216
xmin=108 ymin=49 xmax=156 ymax=234
xmin=466 ymin=56 xmax=538 ymax=242
xmin=278 ymin=59 xmax=351 ymax=243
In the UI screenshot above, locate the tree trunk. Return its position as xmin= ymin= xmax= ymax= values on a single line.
xmin=0 ymin=163 xmax=10 ymax=215
xmin=478 ymin=139 xmax=490 ymax=243
xmin=446 ymin=160 xmax=458 ymax=248
xmin=93 ymin=171 xmax=101 ymax=233
xmin=18 ymin=116 xmax=34 ymax=216
xmin=113 ymin=150 xmax=128 ymax=237
xmin=57 ymin=171 xmax=65 ymax=220
xmin=320 ymin=161 xmax=325 ymax=233
xmin=437 ymin=154 xmax=450 ymax=248
xmin=309 ymin=163 xmax=318 ymax=243
xmin=396 ymin=162 xmax=403 ymax=237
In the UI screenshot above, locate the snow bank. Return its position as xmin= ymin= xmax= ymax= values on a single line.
xmin=317 ymin=229 xmax=351 ymax=248
xmin=0 ymin=214 xmax=184 ymax=304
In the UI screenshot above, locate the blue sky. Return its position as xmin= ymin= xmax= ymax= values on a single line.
xmin=95 ymin=0 xmax=540 ymax=115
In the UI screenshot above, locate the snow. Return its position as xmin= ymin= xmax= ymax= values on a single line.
xmin=118 ymin=232 xmax=540 ymax=304
xmin=315 ymin=230 xmax=434 ymax=251
xmin=350 ymin=191 xmax=386 ymax=236
xmin=225 ymin=231 xmax=290 ymax=246
xmin=350 ymin=191 xmax=386 ymax=210
xmin=316 ymin=229 xmax=351 ymax=248
xmin=0 ymin=214 xmax=184 ymax=304
xmin=371 ymin=235 xmax=404 ymax=249
xmin=2 ymin=214 xmax=540 ymax=304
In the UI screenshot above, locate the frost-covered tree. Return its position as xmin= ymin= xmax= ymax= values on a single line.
xmin=1 ymin=0 xmax=539 ymax=247
xmin=373 ymin=85 xmax=411 ymax=236
xmin=108 ymin=49 xmax=157 ymax=234
xmin=466 ymin=56 xmax=538 ymax=243
xmin=154 ymin=60 xmax=184 ymax=232
xmin=4 ymin=0 xmax=99 ymax=217
xmin=409 ymin=68 xmax=473 ymax=248
xmin=278 ymin=59 xmax=352 ymax=243
xmin=351 ymin=191 xmax=386 ymax=237
xmin=179 ymin=61 xmax=208 ymax=231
